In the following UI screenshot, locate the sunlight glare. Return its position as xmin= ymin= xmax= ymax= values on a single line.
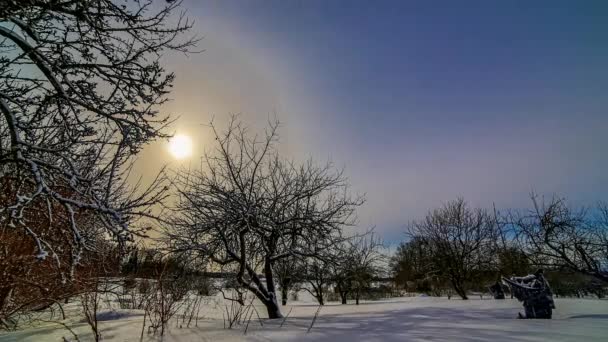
xmin=168 ymin=134 xmax=193 ymax=159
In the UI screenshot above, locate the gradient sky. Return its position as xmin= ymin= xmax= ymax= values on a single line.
xmin=137 ymin=0 xmax=608 ymax=242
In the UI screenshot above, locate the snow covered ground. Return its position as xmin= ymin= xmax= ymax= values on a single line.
xmin=1 ymin=295 xmax=607 ymax=342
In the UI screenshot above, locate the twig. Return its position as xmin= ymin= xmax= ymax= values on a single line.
xmin=280 ymin=307 xmax=293 ymax=328
xmin=139 ymin=304 xmax=148 ymax=342
xmin=250 ymin=303 xmax=264 ymax=327
xmin=307 ymin=306 xmax=322 ymax=333
xmin=243 ymin=309 xmax=255 ymax=335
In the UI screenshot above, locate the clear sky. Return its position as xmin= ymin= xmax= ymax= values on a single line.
xmin=137 ymin=0 xmax=608 ymax=242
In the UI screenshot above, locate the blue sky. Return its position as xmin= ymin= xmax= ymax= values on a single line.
xmin=143 ymin=0 xmax=608 ymax=242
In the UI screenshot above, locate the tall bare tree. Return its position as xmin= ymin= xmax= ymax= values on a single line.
xmin=0 ymin=0 xmax=195 ymax=326
xmin=165 ymin=117 xmax=363 ymax=318
xmin=408 ymin=198 xmax=497 ymax=299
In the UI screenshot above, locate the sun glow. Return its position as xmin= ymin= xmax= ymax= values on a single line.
xmin=168 ymin=134 xmax=193 ymax=159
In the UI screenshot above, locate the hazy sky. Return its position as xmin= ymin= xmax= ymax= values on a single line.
xmin=137 ymin=0 xmax=608 ymax=242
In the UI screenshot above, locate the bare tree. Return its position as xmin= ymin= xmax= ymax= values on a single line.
xmin=329 ymin=233 xmax=384 ymax=305
xmin=493 ymin=205 xmax=531 ymax=282
xmin=165 ymin=117 xmax=363 ymax=318
xmin=390 ymin=236 xmax=435 ymax=291
xmin=0 ymin=1 xmax=195 ymax=325
xmin=302 ymin=256 xmax=332 ymax=306
xmin=598 ymin=202 xmax=608 ymax=276
xmin=330 ymin=247 xmax=353 ymax=305
xmin=0 ymin=0 xmax=194 ymax=272
xmin=347 ymin=233 xmax=384 ymax=305
xmin=274 ymin=256 xmax=304 ymax=306
xmin=510 ymin=195 xmax=608 ymax=283
xmin=144 ymin=267 xmax=189 ymax=337
xmin=80 ymin=279 xmax=102 ymax=342
xmin=408 ymin=198 xmax=497 ymax=299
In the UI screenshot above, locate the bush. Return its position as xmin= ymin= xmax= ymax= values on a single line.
xmin=139 ymin=279 xmax=152 ymax=295
xmin=194 ymin=277 xmax=215 ymax=296
xmin=123 ymin=277 xmax=137 ymax=293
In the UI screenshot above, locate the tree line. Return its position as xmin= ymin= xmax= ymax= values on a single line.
xmin=390 ymin=197 xmax=608 ymax=299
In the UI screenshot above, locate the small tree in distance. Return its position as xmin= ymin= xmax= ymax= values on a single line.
xmin=274 ymin=256 xmax=304 ymax=306
xmin=330 ymin=233 xmax=384 ymax=305
xmin=390 ymin=236 xmax=435 ymax=292
xmin=407 ymin=198 xmax=497 ymax=299
xmin=302 ymin=257 xmax=333 ymax=306
xmin=348 ymin=233 xmax=385 ymax=305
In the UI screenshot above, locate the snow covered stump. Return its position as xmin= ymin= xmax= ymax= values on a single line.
xmin=503 ymin=269 xmax=555 ymax=319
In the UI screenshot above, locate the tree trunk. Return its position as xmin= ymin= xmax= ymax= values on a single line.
xmin=265 ymin=298 xmax=283 ymax=319
xmin=281 ymin=290 xmax=288 ymax=306
xmin=355 ymin=290 xmax=360 ymax=305
xmin=456 ymin=289 xmax=468 ymax=300
xmin=263 ymin=258 xmax=283 ymax=318
xmin=317 ymin=292 xmax=324 ymax=306
xmin=315 ymin=286 xmax=325 ymax=306
xmin=451 ymin=279 xmax=468 ymax=300
xmin=336 ymin=282 xmax=348 ymax=304
xmin=310 ymin=279 xmax=325 ymax=306
xmin=0 ymin=287 xmax=13 ymax=313
xmin=235 ymin=259 xmax=282 ymax=319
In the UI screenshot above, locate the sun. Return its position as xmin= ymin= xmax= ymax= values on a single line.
xmin=168 ymin=134 xmax=193 ymax=159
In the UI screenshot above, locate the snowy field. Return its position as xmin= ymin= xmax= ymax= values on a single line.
xmin=1 ymin=295 xmax=607 ymax=342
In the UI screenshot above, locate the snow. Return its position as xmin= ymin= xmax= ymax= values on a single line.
xmin=1 ymin=296 xmax=607 ymax=342
xmin=89 ymin=310 xmax=139 ymax=322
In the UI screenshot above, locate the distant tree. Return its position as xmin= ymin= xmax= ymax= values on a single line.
xmin=545 ymin=270 xmax=606 ymax=299
xmin=497 ymin=246 xmax=530 ymax=278
xmin=330 ymin=247 xmax=354 ymax=305
xmin=274 ymin=256 xmax=304 ymax=306
xmin=408 ymin=199 xmax=497 ymax=299
xmin=346 ymin=234 xmax=384 ymax=305
xmin=302 ymin=257 xmax=332 ymax=306
xmin=509 ymin=195 xmax=608 ymax=283
xmin=165 ymin=117 xmax=363 ymax=318
xmin=390 ymin=236 xmax=434 ymax=289
xmin=493 ymin=205 xmax=532 ymax=278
